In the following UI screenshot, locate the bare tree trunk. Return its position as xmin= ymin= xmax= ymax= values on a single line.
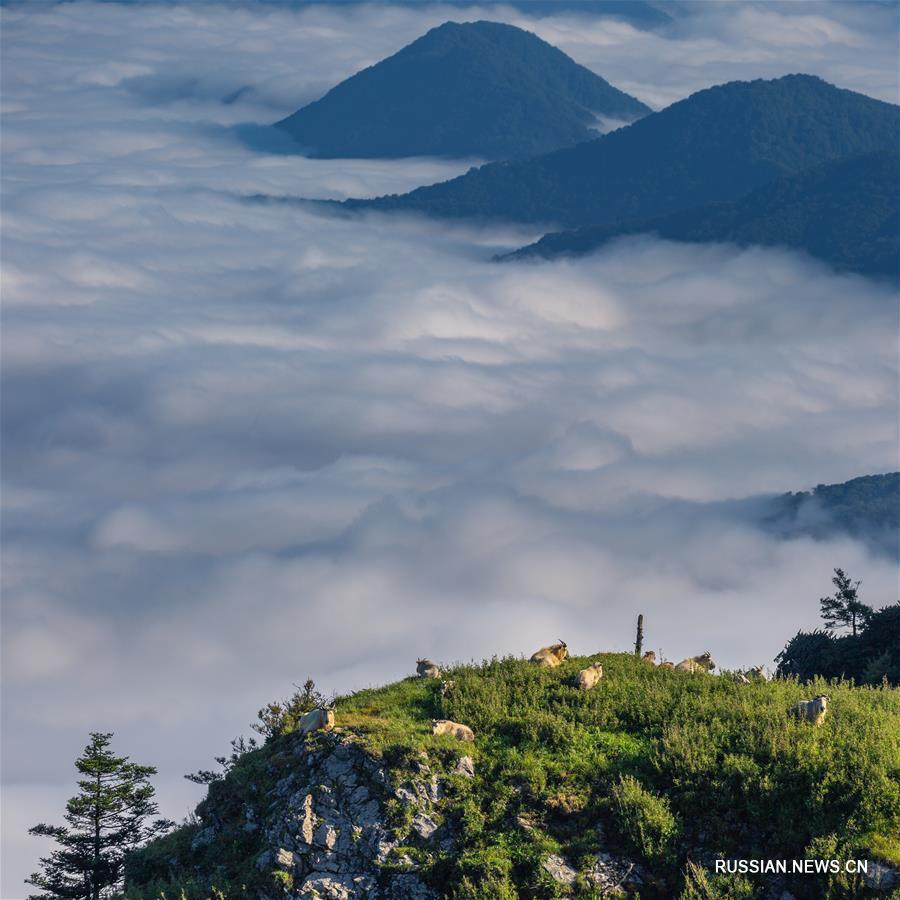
xmin=634 ymin=614 xmax=644 ymax=656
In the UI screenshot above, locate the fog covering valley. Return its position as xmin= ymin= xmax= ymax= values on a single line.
xmin=1 ymin=2 xmax=899 ymax=895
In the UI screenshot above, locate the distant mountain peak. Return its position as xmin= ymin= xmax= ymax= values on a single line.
xmin=274 ymin=20 xmax=650 ymax=161
xmin=343 ymin=73 xmax=899 ymax=229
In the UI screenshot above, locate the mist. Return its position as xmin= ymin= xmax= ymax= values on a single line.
xmin=2 ymin=2 xmax=898 ymax=896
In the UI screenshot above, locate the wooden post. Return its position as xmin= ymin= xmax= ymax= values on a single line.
xmin=634 ymin=614 xmax=644 ymax=656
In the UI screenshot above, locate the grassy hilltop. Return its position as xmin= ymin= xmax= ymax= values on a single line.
xmin=123 ymin=653 xmax=899 ymax=899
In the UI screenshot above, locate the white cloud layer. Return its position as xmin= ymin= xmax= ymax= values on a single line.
xmin=1 ymin=2 xmax=898 ymax=896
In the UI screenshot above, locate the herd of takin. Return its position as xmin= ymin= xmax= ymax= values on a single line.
xmin=296 ymin=641 xmax=830 ymax=740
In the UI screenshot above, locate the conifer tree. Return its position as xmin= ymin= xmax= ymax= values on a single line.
xmin=27 ymin=732 xmax=171 ymax=900
xmin=819 ymin=567 xmax=873 ymax=636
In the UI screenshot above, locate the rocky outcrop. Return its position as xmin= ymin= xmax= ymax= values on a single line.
xmin=133 ymin=724 xmax=660 ymax=898
xmin=541 ymin=824 xmax=648 ymax=896
xmin=245 ymin=733 xmax=441 ymax=898
xmin=865 ymin=861 xmax=897 ymax=893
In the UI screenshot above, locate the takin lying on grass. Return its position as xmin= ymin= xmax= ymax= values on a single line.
xmin=733 ymin=665 xmax=768 ymax=684
xmin=642 ymin=651 xmax=657 ymax=664
xmin=675 ymin=652 xmax=716 ymax=674
xmin=416 ymin=658 xmax=441 ymax=679
xmin=789 ymin=695 xmax=829 ymax=726
xmin=574 ymin=662 xmax=604 ymax=690
xmin=432 ymin=719 xmax=475 ymax=742
xmin=529 ymin=640 xmax=569 ymax=668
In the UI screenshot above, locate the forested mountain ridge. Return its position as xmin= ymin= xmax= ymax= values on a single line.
xmin=501 ymin=152 xmax=900 ymax=281
xmin=275 ymin=21 xmax=650 ymax=160
xmin=343 ymin=75 xmax=899 ymax=229
xmin=766 ymin=472 xmax=900 ymax=557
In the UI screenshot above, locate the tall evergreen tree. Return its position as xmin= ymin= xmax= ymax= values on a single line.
xmin=27 ymin=732 xmax=171 ymax=900
xmin=819 ymin=567 xmax=873 ymax=636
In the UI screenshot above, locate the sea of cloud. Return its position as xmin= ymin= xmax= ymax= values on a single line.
xmin=2 ymin=1 xmax=898 ymax=895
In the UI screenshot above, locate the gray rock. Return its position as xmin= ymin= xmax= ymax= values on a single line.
xmin=411 ymin=813 xmax=438 ymax=840
xmin=316 ymin=784 xmax=337 ymax=809
xmin=298 ymin=872 xmax=378 ymax=898
xmin=865 ymin=861 xmax=896 ymax=892
xmin=354 ymin=799 xmax=382 ymax=829
xmin=452 ymin=756 xmax=475 ymax=778
xmin=349 ymin=784 xmax=370 ymax=805
xmin=314 ymin=822 xmax=338 ymax=850
xmin=543 ymin=853 xmax=577 ymax=885
xmin=394 ymin=784 xmax=418 ymax=806
xmin=275 ymin=847 xmax=295 ymax=870
xmin=376 ymin=838 xmax=399 ymax=864
xmin=299 ymin=793 xmax=316 ymax=845
xmin=585 ymin=852 xmax=646 ymax=892
xmin=184 ymin=735 xmax=444 ymax=899
xmin=325 ymin=752 xmax=355 ymax=782
xmin=425 ymin=775 xmax=443 ymax=803
xmin=386 ymin=873 xmax=437 ymax=899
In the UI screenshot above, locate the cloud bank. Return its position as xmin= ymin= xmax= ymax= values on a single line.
xmin=2 ymin=2 xmax=898 ymax=895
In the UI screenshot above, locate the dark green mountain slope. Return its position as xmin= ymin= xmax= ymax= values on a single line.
xmin=502 ymin=152 xmax=900 ymax=280
xmin=766 ymin=472 xmax=900 ymax=557
xmin=344 ymin=75 xmax=899 ymax=227
xmin=275 ymin=21 xmax=650 ymax=160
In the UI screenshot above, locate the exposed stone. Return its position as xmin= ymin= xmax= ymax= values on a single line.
xmin=425 ymin=775 xmax=443 ymax=803
xmin=314 ymin=822 xmax=338 ymax=850
xmin=375 ymin=839 xmax=398 ymax=864
xmin=452 ymin=755 xmax=475 ymax=778
xmin=297 ymin=872 xmax=378 ymax=898
xmin=354 ymin=799 xmax=382 ymax=829
xmin=186 ymin=733 xmax=437 ymax=899
xmin=275 ymin=847 xmax=295 ymax=870
xmin=865 ymin=861 xmax=896 ymax=892
xmin=585 ymin=852 xmax=646 ymax=893
xmin=299 ymin=792 xmax=316 ymax=845
xmin=349 ymin=784 xmax=370 ymax=805
xmin=543 ymin=853 xmax=577 ymax=885
xmin=324 ymin=751 xmax=355 ymax=782
xmin=394 ymin=784 xmax=419 ymax=805
xmin=390 ymin=872 xmax=436 ymax=899
xmin=411 ymin=812 xmax=438 ymax=840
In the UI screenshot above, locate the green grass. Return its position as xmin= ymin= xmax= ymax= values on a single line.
xmin=123 ymin=653 xmax=900 ymax=899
